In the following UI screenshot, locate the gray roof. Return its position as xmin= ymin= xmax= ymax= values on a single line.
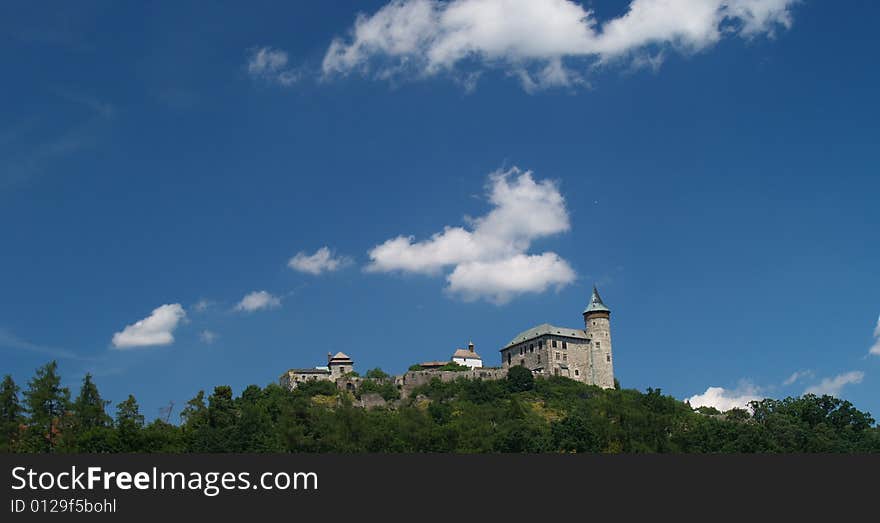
xmin=287 ymin=368 xmax=330 ymax=375
xmin=583 ymin=286 xmax=611 ymax=314
xmin=503 ymin=323 xmax=588 ymax=349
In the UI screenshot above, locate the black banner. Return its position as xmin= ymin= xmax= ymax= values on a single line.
xmin=2 ymin=454 xmax=876 ymax=520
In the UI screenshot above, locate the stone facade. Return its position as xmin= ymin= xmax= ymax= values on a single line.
xmin=499 ymin=287 xmax=615 ymax=389
xmin=279 ymin=287 xmax=617 ymax=397
xmin=395 ymin=368 xmax=508 ymax=398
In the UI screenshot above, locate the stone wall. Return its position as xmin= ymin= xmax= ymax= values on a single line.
xmin=395 ymin=368 xmax=508 ymax=398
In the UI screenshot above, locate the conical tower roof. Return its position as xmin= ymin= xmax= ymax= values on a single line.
xmin=583 ymin=285 xmax=610 ymax=314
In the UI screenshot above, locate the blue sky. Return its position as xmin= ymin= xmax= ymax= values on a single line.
xmin=1 ymin=1 xmax=878 ymax=421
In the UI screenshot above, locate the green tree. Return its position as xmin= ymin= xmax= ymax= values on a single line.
xmin=22 ymin=361 xmax=70 ymax=452
xmin=0 ymin=375 xmax=23 ymax=451
xmin=506 ymin=365 xmax=535 ymax=392
xmin=115 ymin=395 xmax=144 ymax=452
xmin=365 ymin=368 xmax=391 ymax=380
xmin=71 ymin=374 xmax=111 ymax=433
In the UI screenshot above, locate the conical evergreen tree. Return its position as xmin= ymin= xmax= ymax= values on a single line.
xmin=22 ymin=361 xmax=70 ymax=452
xmin=0 ymin=375 xmax=23 ymax=451
xmin=72 ymin=373 xmax=111 ymax=431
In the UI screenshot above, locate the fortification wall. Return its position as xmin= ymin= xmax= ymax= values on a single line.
xmin=396 ymin=368 xmax=508 ymax=397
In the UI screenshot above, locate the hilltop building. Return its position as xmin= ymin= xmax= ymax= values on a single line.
xmin=280 ymin=287 xmax=617 ymax=396
xmin=280 ymin=351 xmax=356 ymax=390
xmin=499 ymin=286 xmax=615 ymax=388
xmin=451 ymin=342 xmax=483 ymax=368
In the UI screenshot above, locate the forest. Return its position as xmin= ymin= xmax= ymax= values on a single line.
xmin=2 ymin=361 xmax=879 ymax=453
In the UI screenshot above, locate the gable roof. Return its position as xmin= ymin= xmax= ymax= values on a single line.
xmin=328 ymin=351 xmax=352 ymax=363
xmin=452 ymin=348 xmax=482 ymax=360
xmin=503 ymin=323 xmax=588 ymax=349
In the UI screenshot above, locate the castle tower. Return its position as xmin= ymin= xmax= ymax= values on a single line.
xmin=583 ymin=286 xmax=615 ymax=389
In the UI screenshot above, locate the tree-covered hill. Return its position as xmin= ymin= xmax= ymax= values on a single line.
xmin=2 ymin=362 xmax=879 ymax=453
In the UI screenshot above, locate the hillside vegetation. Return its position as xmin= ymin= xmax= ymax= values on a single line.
xmin=3 ymin=362 xmax=879 ymax=453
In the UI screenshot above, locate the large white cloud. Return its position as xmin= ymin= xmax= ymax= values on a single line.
xmin=687 ymin=383 xmax=762 ymax=412
xmin=446 ymin=253 xmax=575 ymax=304
xmin=804 ymin=371 xmax=865 ymax=397
xmin=234 ymin=290 xmax=282 ymax=312
xmin=322 ymin=0 xmax=798 ymax=91
xmin=288 ymin=247 xmax=352 ymax=275
xmin=112 ymin=304 xmax=187 ymax=349
xmin=366 ymin=167 xmax=575 ymax=303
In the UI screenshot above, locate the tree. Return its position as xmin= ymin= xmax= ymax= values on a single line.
xmin=365 ymin=368 xmax=391 ymax=380
xmin=0 ymin=375 xmax=23 ymax=451
xmin=506 ymin=365 xmax=534 ymax=392
xmin=22 ymin=361 xmax=70 ymax=452
xmin=72 ymin=374 xmax=111 ymax=433
xmin=115 ymin=395 xmax=144 ymax=452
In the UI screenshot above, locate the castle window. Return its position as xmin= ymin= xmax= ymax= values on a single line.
xmin=575 ymin=369 xmax=580 ymax=376
xmin=529 ymin=344 xmax=534 ymax=352
xmin=563 ymin=353 xmax=567 ymax=362
xmin=555 ymin=352 xmax=560 ymax=361
xmin=552 ymin=340 xmax=557 ymax=348
xmin=508 ymin=353 xmax=512 ymax=365
xmin=562 ymin=341 xmax=567 ymax=349
xmin=520 ymin=360 xmax=525 ymax=366
xmin=606 ymin=354 xmax=611 ymax=362
xmin=537 ymin=354 xmax=541 ymax=363
xmin=538 ymin=340 xmax=543 ymax=349
xmin=596 ymin=341 xmax=601 ymax=348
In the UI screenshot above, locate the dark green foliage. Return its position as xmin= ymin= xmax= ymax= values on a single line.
xmin=5 ymin=361 xmax=880 ymax=453
xmin=357 ymin=379 xmax=400 ymax=401
xmin=365 ymin=368 xmax=391 ymax=380
xmin=115 ymin=395 xmax=144 ymax=452
xmin=0 ymin=375 xmax=23 ymax=451
xmin=71 ymin=374 xmax=111 ymax=433
xmin=437 ymin=362 xmax=469 ymax=372
xmin=21 ymin=361 xmax=70 ymax=452
xmin=506 ymin=365 xmax=535 ymax=392
xmin=408 ymin=364 xmax=424 ymax=371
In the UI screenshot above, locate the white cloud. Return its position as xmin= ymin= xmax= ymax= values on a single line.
xmin=804 ymin=371 xmax=865 ymax=397
xmin=687 ymin=383 xmax=762 ymax=412
xmin=193 ymin=299 xmax=213 ymax=313
xmin=112 ymin=304 xmax=187 ymax=349
xmin=446 ymin=253 xmax=575 ymax=304
xmin=234 ymin=290 xmax=281 ymax=312
xmin=782 ymin=369 xmax=813 ymax=386
xmin=321 ymin=0 xmax=798 ymax=91
xmin=366 ymin=167 xmax=575 ymax=303
xmin=870 ymin=315 xmax=880 ymax=356
xmin=199 ymin=330 xmax=218 ymax=344
xmin=288 ymin=247 xmax=352 ymax=275
xmin=247 ymin=46 xmax=300 ymax=86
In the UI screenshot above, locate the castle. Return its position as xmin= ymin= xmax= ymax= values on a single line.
xmin=279 ymin=287 xmax=616 ymax=397
xmin=499 ymin=286 xmax=614 ymax=388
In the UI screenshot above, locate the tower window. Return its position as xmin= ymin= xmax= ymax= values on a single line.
xmin=596 ymin=341 xmax=601 ymax=348
xmin=606 ymin=354 xmax=611 ymax=362
xmin=575 ymin=369 xmax=579 ymax=376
